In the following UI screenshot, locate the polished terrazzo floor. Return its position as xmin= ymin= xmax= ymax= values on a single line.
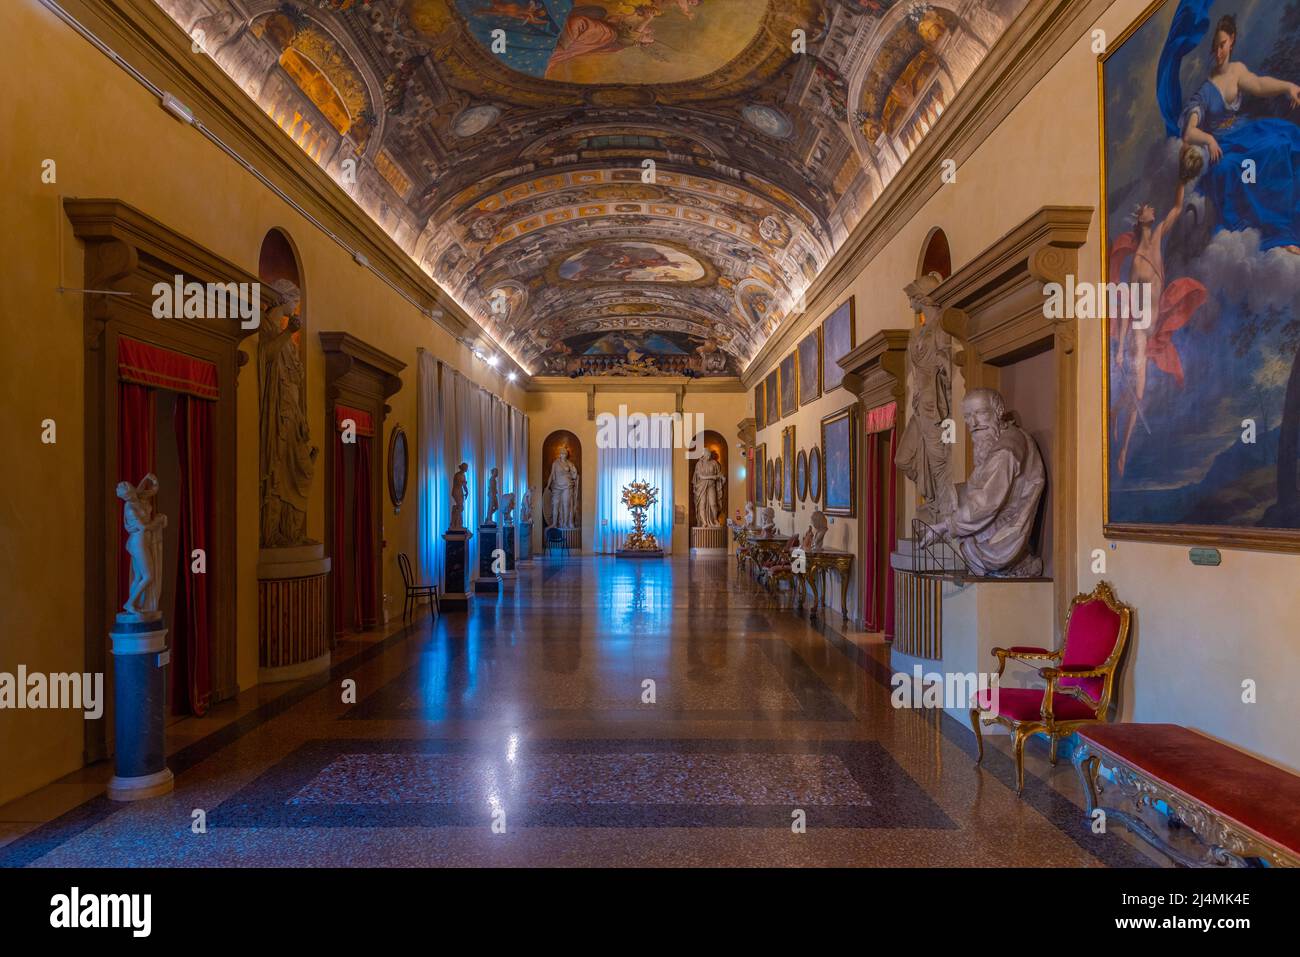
xmin=0 ymin=555 xmax=1161 ymax=867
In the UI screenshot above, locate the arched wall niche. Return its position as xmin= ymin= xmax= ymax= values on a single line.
xmin=541 ymin=430 xmax=582 ymax=547
xmin=917 ymin=226 xmax=952 ymax=282
xmin=688 ymin=429 xmax=729 ymax=529
xmin=258 ymin=227 xmax=305 ymax=356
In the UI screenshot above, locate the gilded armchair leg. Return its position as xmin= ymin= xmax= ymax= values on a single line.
xmin=1013 ymin=728 xmax=1029 ymax=794
xmin=1049 ymin=733 xmax=1060 ymax=766
xmin=970 ymin=710 xmax=984 ymax=765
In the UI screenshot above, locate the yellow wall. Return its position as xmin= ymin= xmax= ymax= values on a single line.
xmin=526 ymin=390 xmax=749 ymax=554
xmin=0 ymin=0 xmax=524 ymax=804
xmin=747 ymin=0 xmax=1300 ymax=770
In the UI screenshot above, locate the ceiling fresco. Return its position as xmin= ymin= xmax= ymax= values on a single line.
xmin=161 ymin=0 xmax=1028 ymax=377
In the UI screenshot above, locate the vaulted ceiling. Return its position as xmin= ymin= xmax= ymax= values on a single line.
xmin=159 ymin=0 xmax=1027 ymax=377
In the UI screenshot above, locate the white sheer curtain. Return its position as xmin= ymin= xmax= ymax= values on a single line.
xmin=416 ymin=358 xmax=523 ymax=583
xmin=596 ymin=421 xmax=674 ymax=553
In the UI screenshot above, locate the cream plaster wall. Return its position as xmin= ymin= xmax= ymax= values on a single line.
xmin=0 ymin=0 xmax=524 ymax=804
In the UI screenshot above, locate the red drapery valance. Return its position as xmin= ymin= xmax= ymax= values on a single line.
xmin=335 ymin=404 xmax=375 ymax=436
xmin=864 ymin=401 xmax=897 ymax=435
xmin=118 ymin=337 xmax=219 ymax=400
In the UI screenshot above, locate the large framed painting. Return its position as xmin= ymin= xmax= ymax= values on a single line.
xmin=755 ymin=441 xmax=767 ymax=503
xmin=754 ymin=380 xmax=767 ymax=432
xmin=781 ymin=425 xmax=796 ymax=512
xmin=821 ymin=297 xmax=856 ymax=393
xmin=779 ymin=352 xmax=799 ymax=419
xmin=1101 ymin=0 xmax=1300 ymax=550
xmin=764 ymin=369 xmax=780 ymax=426
xmin=821 ymin=406 xmax=857 ymax=517
xmin=798 ymin=329 xmax=822 ymax=406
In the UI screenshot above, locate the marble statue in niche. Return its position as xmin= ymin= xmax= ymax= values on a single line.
xmin=117 ymin=473 xmax=167 ymax=620
xmin=691 ymin=450 xmax=726 ymax=527
xmin=258 ymin=279 xmax=317 ymax=548
xmin=450 ymin=462 xmax=469 ymax=531
xmin=485 ymin=467 xmax=500 ymax=524
xmin=895 ymin=272 xmax=957 ymax=523
xmin=919 ymin=388 xmax=1046 ymax=578
xmin=546 ymin=445 xmax=579 ymax=530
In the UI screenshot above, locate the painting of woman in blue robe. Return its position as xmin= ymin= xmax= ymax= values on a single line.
xmin=1159 ymin=2 xmax=1300 ymax=252
xmin=1103 ymin=0 xmax=1300 ymax=546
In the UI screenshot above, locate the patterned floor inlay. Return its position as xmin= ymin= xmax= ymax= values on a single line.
xmin=210 ymin=738 xmax=955 ymax=829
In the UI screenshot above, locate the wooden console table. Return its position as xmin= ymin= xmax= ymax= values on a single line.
xmin=803 ymin=550 xmax=854 ymax=622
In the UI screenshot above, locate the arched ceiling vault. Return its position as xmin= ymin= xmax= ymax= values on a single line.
xmin=160 ymin=0 xmax=1028 ymax=378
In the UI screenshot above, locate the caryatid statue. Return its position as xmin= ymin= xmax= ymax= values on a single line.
xmin=449 ymin=462 xmax=469 ymax=532
xmin=258 ymin=279 xmax=318 ymax=547
xmin=546 ymin=445 xmax=579 ymax=530
xmin=895 ymin=272 xmax=958 ymax=523
xmin=691 ymin=450 xmax=726 ymax=527
xmin=117 ymin=473 xmax=167 ymax=619
xmin=919 ymin=388 xmax=1046 ymax=578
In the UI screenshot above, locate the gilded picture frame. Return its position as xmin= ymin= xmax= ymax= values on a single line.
xmin=779 ymin=352 xmax=799 ymax=419
xmin=781 ymin=425 xmax=796 ymax=512
xmin=821 ymin=406 xmax=856 ymax=517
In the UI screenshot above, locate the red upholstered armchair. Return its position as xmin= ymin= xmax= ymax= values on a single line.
xmin=970 ymin=580 xmax=1133 ymax=793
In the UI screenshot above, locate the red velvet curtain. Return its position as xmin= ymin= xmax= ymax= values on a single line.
xmin=117 ymin=382 xmax=156 ymax=609
xmin=172 ymin=395 xmax=213 ymax=716
xmin=863 ymin=426 xmax=899 ymax=637
xmin=354 ymin=434 xmax=377 ymax=630
xmin=333 ymin=427 xmax=348 ymax=639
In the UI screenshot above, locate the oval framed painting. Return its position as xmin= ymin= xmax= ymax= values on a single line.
xmin=765 ymin=458 xmax=775 ymax=501
xmin=388 ymin=425 xmax=409 ymax=513
xmin=796 ymin=449 xmax=808 ymax=502
xmin=808 ymin=446 xmax=822 ymax=503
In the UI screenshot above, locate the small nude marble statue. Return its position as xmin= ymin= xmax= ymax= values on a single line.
xmin=450 ymin=462 xmax=469 ymax=532
xmin=502 ymin=492 xmax=517 ymax=525
xmin=485 ymin=467 xmax=500 ymax=524
xmin=520 ymin=486 xmax=534 ymax=524
xmin=117 ymin=473 xmax=167 ymax=619
xmin=919 ymin=388 xmax=1046 ymax=577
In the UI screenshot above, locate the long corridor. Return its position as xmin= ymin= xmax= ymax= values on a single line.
xmin=0 ymin=557 xmax=1157 ymax=867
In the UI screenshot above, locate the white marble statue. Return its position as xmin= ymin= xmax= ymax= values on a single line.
xmin=520 ymin=486 xmax=534 ymax=524
xmin=756 ymin=506 xmax=776 ymax=533
xmin=486 ymin=467 xmax=500 ymax=524
xmin=804 ymin=510 xmax=828 ymax=551
xmin=546 ymin=445 xmax=579 ymax=530
xmin=895 ymin=272 xmax=958 ymax=522
xmin=117 ymin=474 xmax=167 ymax=619
xmin=919 ymin=388 xmax=1046 ymax=577
xmin=502 ymin=492 xmax=516 ymax=525
xmin=743 ymin=501 xmax=755 ymax=528
xmin=450 ymin=462 xmax=469 ymax=532
xmin=258 ymin=279 xmax=318 ymax=548
xmin=691 ymin=450 xmax=726 ymax=527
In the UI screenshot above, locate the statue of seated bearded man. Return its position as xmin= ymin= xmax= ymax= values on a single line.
xmin=919 ymin=388 xmax=1046 ymax=578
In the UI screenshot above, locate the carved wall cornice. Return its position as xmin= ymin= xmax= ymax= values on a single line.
xmin=839 ymin=329 xmax=911 ymax=411
xmin=318 ymin=331 xmax=405 ymax=405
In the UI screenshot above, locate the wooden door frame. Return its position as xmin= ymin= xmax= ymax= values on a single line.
xmin=67 ymin=198 xmax=262 ymax=763
xmin=319 ymin=332 xmax=404 ymax=640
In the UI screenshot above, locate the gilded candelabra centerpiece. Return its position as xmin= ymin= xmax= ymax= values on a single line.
xmin=618 ymin=480 xmax=663 ymax=556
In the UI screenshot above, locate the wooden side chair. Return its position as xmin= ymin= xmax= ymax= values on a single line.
xmin=397 ymin=552 xmax=439 ymax=623
xmin=971 ymin=579 xmax=1133 ymax=793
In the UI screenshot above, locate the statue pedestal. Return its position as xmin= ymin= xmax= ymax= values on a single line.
xmin=441 ymin=529 xmax=472 ymax=611
xmin=107 ymin=614 xmax=173 ymax=802
xmin=690 ymin=526 xmax=727 ymax=554
xmin=257 ymin=544 xmax=331 ymax=683
xmin=474 ymin=523 xmax=500 ymax=593
xmin=500 ymin=524 xmax=517 ymax=583
xmin=517 ymin=521 xmax=533 ymax=563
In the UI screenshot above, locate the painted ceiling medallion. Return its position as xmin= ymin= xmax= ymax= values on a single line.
xmin=558 ymin=241 xmax=706 ymax=283
xmin=452 ymin=104 xmax=501 ymax=137
xmin=741 ymin=103 xmax=793 ymax=139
